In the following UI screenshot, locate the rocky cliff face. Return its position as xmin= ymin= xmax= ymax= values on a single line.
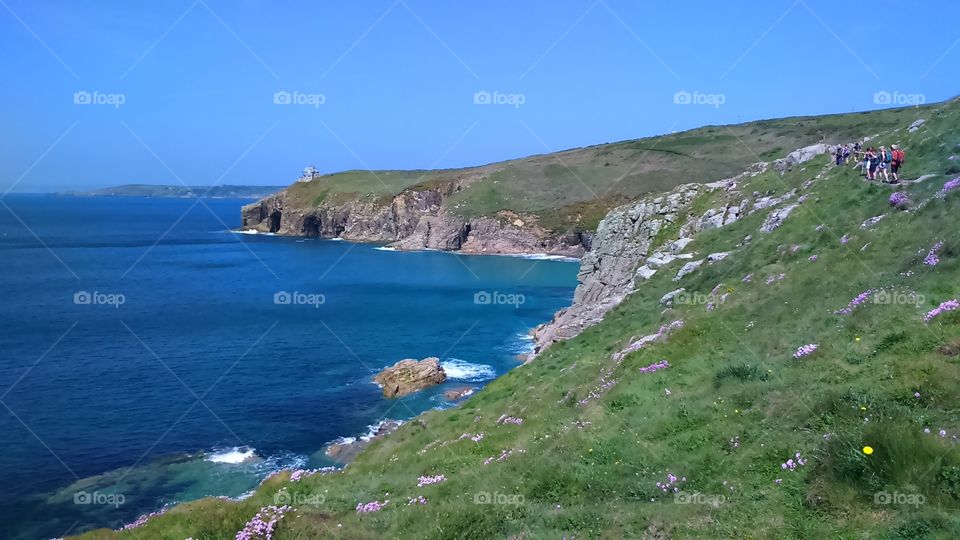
xmin=241 ymin=186 xmax=589 ymax=256
xmin=528 ymin=149 xmax=830 ymax=358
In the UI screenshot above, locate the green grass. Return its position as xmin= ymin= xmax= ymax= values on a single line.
xmin=73 ymin=100 xmax=960 ymax=539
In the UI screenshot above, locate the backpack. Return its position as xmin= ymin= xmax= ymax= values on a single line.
xmin=884 ymin=150 xmax=892 ymax=163
xmin=894 ymin=149 xmax=905 ymax=163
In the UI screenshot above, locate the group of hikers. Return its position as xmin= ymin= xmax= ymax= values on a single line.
xmin=834 ymin=141 xmax=906 ymax=184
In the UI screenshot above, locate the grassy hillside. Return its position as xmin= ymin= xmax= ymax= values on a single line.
xmin=75 ymin=100 xmax=960 ymax=539
xmin=283 ymin=107 xmax=927 ymax=232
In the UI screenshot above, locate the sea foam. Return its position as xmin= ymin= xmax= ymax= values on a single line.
xmin=206 ymin=447 xmax=257 ymax=464
xmin=442 ymin=359 xmax=496 ymax=381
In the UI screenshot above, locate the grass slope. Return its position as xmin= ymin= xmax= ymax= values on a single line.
xmin=76 ymin=100 xmax=960 ymax=539
xmin=284 ymin=107 xmax=927 ymax=232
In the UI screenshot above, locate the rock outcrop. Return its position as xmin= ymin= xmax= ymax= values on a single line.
xmin=324 ymin=420 xmax=402 ymax=463
xmin=528 ymin=152 xmax=816 ymax=359
xmin=373 ymin=357 xmax=446 ymax=398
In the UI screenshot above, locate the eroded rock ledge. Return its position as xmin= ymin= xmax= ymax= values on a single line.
xmin=241 ymin=186 xmax=591 ymax=257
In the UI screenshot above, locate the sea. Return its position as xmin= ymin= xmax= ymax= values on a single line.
xmin=0 ymin=194 xmax=578 ymax=539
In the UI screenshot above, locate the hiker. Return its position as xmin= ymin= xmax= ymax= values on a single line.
xmin=835 ymin=146 xmax=844 ymax=166
xmin=890 ymin=144 xmax=905 ymax=183
xmin=878 ymin=146 xmax=891 ymax=183
xmin=842 ymin=145 xmax=851 ymax=164
xmin=866 ymin=148 xmax=878 ymax=180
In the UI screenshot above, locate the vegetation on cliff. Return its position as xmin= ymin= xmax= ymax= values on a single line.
xmin=75 ymin=100 xmax=960 ymax=539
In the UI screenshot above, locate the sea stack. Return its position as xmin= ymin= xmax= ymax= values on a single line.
xmin=373 ymin=357 xmax=446 ymax=398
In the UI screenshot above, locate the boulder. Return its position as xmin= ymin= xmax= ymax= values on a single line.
xmin=660 ymin=288 xmax=685 ymax=307
xmin=908 ymin=119 xmax=925 ymax=133
xmin=760 ymin=204 xmax=799 ymax=233
xmin=443 ymin=387 xmax=475 ymax=401
xmin=707 ymin=252 xmax=729 ymax=263
xmin=374 ymin=357 xmax=446 ymax=398
xmin=674 ymin=259 xmax=705 ymax=281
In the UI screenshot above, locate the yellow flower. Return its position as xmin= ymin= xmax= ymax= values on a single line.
xmin=862 ymin=446 xmax=874 ymax=455
xmin=855 ymin=337 xmax=861 ymax=342
xmin=859 ymin=406 xmax=867 ymax=411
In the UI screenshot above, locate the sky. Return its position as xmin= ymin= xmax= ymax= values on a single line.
xmin=0 ymin=0 xmax=957 ymax=192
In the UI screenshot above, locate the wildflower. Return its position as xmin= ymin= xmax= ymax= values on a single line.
xmin=290 ymin=467 xmax=337 ymax=482
xmin=417 ymin=474 xmax=446 ymax=487
xmin=655 ymin=471 xmax=684 ymax=493
xmin=938 ymin=177 xmax=960 ymax=197
xmin=638 ymin=360 xmax=671 ymax=374
xmin=483 ymin=448 xmax=523 ymax=465
xmin=742 ymin=273 xmax=753 ymax=283
xmin=664 ymin=388 xmax=672 ymax=396
xmin=355 ymin=500 xmax=388 ymax=514
xmin=775 ymin=478 xmax=783 ymax=484
xmin=780 ymin=452 xmax=807 ymax=471
xmin=497 ymin=415 xmax=524 ymax=425
xmin=940 ymin=430 xmax=948 ymax=438
xmin=808 ymin=254 xmax=818 ymax=262
xmin=924 ymin=428 xmax=931 ymax=434
xmin=840 ymin=234 xmax=851 ymax=244
xmin=816 ymin=224 xmax=825 ymax=232
xmin=407 ymin=495 xmax=428 ymax=505
xmin=923 ymin=240 xmax=944 ymax=266
xmin=914 ymin=392 xmax=921 ymax=398
xmin=835 ymin=289 xmax=878 ymax=315
xmin=235 ymin=505 xmax=292 ymax=539
xmin=889 ymin=191 xmax=910 ymax=209
xmin=924 ymin=299 xmax=959 ymax=322
xmin=862 ymin=446 xmax=873 ymax=455
xmin=793 ymin=344 xmax=819 ymax=359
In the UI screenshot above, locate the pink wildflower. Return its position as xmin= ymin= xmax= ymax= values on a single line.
xmin=793 ymin=344 xmax=818 ymax=359
xmin=417 ymin=474 xmax=446 ymax=487
xmin=638 ymin=360 xmax=671 ymax=374
xmin=235 ymin=505 xmax=292 ymax=540
xmin=355 ymin=500 xmax=388 ymax=514
xmin=923 ymin=241 xmax=944 ymax=266
xmin=924 ymin=299 xmax=959 ymax=322
xmin=834 ymin=289 xmax=878 ymax=315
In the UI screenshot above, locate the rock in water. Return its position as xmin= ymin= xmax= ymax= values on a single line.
xmin=443 ymin=386 xmax=475 ymax=401
xmin=374 ymin=357 xmax=446 ymax=398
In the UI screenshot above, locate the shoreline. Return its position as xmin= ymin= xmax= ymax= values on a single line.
xmin=230 ymin=227 xmax=583 ymax=262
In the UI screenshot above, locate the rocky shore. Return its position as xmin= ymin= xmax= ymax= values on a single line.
xmin=240 ymin=185 xmax=591 ymax=257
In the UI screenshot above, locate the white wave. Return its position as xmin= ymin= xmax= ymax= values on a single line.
xmin=507 ymin=253 xmax=579 ymax=262
xmin=373 ymin=246 xmax=397 ymax=252
xmin=329 ymin=436 xmax=357 ymax=446
xmin=506 ymin=332 xmax=536 ymax=355
xmin=206 ymin=447 xmax=257 ymax=464
xmin=442 ymin=359 xmax=497 ymax=381
xmin=360 ymin=419 xmax=404 ymax=441
xmin=329 ymin=237 xmax=345 ymax=242
xmin=232 ymin=229 xmax=275 ymax=236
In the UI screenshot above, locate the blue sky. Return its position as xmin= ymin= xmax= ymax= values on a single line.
xmin=1 ymin=0 xmax=957 ymax=191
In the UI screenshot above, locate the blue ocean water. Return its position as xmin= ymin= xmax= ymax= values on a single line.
xmin=0 ymin=194 xmax=577 ymax=539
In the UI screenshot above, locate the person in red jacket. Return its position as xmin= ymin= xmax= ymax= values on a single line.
xmin=890 ymin=144 xmax=905 ymax=183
